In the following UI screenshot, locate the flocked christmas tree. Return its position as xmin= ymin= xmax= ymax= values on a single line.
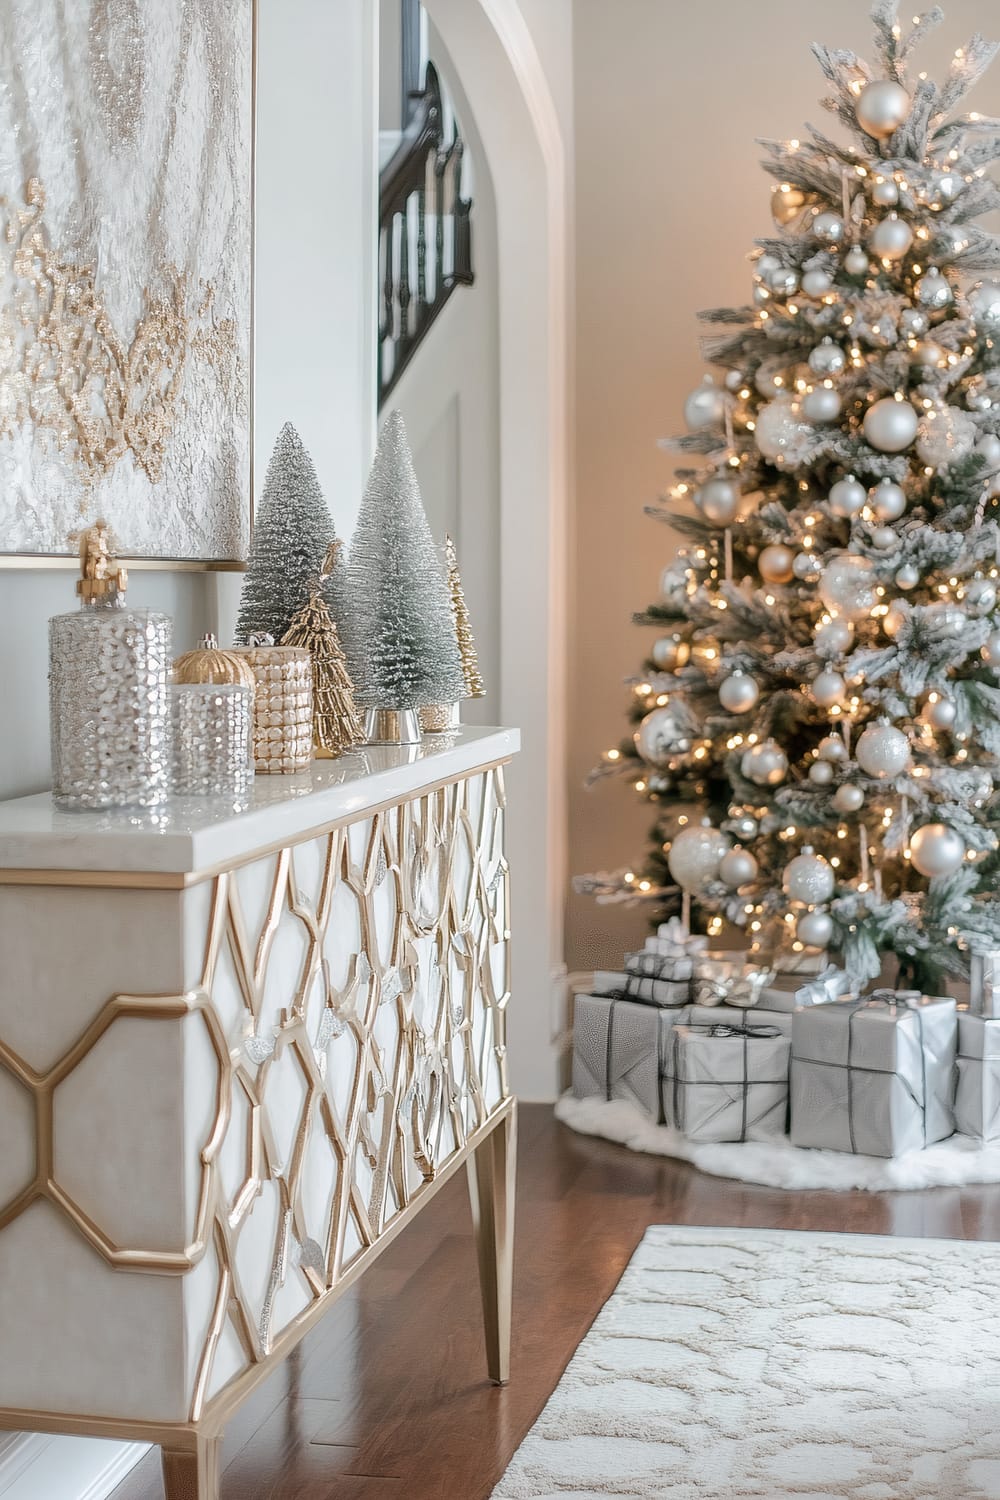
xmin=281 ymin=542 xmax=365 ymax=757
xmin=236 ymin=423 xmax=346 ymax=645
xmin=580 ymin=2 xmax=1000 ymax=991
xmin=342 ymin=411 xmax=465 ymax=709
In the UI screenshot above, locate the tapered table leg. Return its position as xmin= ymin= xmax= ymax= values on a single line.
xmin=161 ymin=1435 xmax=222 ymax=1500
xmin=467 ymin=1102 xmax=517 ymax=1384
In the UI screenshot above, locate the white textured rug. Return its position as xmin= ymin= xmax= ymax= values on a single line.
xmin=556 ymin=1093 xmax=1000 ymax=1192
xmin=493 ymin=1226 xmax=1000 ymax=1499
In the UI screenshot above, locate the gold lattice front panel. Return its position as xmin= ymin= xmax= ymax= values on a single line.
xmin=0 ymin=765 xmax=510 ymax=1425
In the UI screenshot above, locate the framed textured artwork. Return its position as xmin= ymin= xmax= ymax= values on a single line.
xmin=0 ymin=0 xmax=254 ymax=567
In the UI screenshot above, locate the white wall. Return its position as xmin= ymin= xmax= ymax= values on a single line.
xmin=567 ymin=0 xmax=1000 ymax=974
xmin=386 ymin=21 xmax=501 ymax=725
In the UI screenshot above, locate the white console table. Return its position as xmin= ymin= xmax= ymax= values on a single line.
xmin=0 ymin=726 xmax=518 ymax=1499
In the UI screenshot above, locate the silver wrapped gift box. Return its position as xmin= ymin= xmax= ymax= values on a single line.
xmin=760 ymin=964 xmax=855 ymax=1013
xmin=688 ymin=1003 xmax=793 ymax=1037
xmin=571 ymin=993 xmax=691 ymax=1118
xmin=790 ymin=993 xmax=957 ymax=1158
xmin=955 ymin=1014 xmax=1000 ymax=1143
xmin=663 ymin=1024 xmax=791 ymax=1144
xmin=593 ymin=970 xmax=691 ymax=1008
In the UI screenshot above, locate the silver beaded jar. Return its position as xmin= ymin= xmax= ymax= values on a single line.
xmin=233 ymin=644 xmax=313 ymax=773
xmin=171 ymin=683 xmax=253 ymax=802
xmin=49 ymin=607 xmax=172 ymax=811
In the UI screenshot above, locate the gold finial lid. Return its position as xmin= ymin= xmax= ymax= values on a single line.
xmin=76 ymin=520 xmax=127 ymax=607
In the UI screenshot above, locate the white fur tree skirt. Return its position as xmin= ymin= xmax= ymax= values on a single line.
xmin=555 ymin=1093 xmax=1000 ymax=1191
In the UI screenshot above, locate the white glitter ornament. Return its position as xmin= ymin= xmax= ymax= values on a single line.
xmin=910 ymin=823 xmax=966 ymax=878
xmin=742 ymin=739 xmax=789 ymax=786
xmin=754 ymin=397 xmax=813 ymax=464
xmin=798 ymin=909 xmax=834 ymax=947
xmin=856 ymin=79 xmax=910 ymax=139
xmin=818 ymin=554 xmax=877 ymax=619
xmin=668 ymin=823 xmax=730 ymax=893
xmin=856 ymin=722 xmax=911 ymax=779
xmin=828 ymin=475 xmax=867 ymax=518
xmin=635 ymin=706 xmax=692 ymax=764
xmin=783 ymin=848 xmax=836 ymax=904
xmin=684 ymin=378 xmax=726 ymax=430
xmin=695 ymin=476 xmax=741 ymax=526
xmin=719 ymin=847 xmax=759 ymax=889
xmin=871 ymin=479 xmax=907 ymax=520
xmin=916 ymin=406 xmax=977 ymax=467
xmin=719 ymin=671 xmax=760 ymax=714
xmin=864 ymin=396 xmax=919 ymax=453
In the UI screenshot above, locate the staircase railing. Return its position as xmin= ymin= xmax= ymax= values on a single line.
xmin=378 ymin=61 xmax=474 ymax=406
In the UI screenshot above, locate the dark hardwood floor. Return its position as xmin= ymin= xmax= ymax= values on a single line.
xmin=112 ymin=1104 xmax=1000 ymax=1499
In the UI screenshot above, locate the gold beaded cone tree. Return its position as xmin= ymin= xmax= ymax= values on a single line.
xmin=281 ymin=543 xmax=364 ymax=758
xmin=577 ymin=1 xmax=1000 ymax=994
xmin=445 ymin=533 xmax=486 ymax=699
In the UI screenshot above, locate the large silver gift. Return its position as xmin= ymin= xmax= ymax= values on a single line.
xmin=955 ymin=1014 xmax=1000 ymax=1143
xmin=571 ymin=994 xmax=690 ymax=1118
xmin=663 ymin=1023 xmax=790 ymax=1144
xmin=593 ymin=970 xmax=691 ymax=1008
xmin=970 ymin=953 xmax=1000 ymax=1018
xmin=790 ymin=993 xmax=957 ymax=1157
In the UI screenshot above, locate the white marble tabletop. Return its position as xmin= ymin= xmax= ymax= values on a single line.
xmin=0 ymin=726 xmax=519 ymax=875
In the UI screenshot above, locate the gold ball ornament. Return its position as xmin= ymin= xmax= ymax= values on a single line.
xmin=758 ymin=544 xmax=796 ymax=584
xmin=771 ymin=183 xmax=810 ymax=227
xmin=173 ymin=633 xmax=256 ymax=692
xmin=856 ymin=79 xmax=910 ymax=139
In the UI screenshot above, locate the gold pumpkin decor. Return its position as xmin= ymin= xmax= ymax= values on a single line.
xmin=173 ymin=633 xmax=256 ymax=693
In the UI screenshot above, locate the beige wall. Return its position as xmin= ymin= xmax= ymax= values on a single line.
xmin=567 ymin=0 xmax=1000 ymax=973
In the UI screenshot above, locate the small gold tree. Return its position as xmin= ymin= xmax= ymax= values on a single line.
xmin=445 ymin=533 xmax=485 ymax=698
xmin=281 ymin=543 xmax=364 ymax=758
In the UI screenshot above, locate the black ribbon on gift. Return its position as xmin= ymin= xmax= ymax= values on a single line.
xmin=667 ymin=1023 xmax=785 ymax=1144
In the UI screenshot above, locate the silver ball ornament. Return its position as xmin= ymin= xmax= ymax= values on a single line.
xmin=856 ymin=79 xmax=910 ymax=139
xmin=969 ymin=281 xmax=1000 ymax=327
xmin=667 ymin=823 xmax=730 ymax=894
xmin=811 ymin=669 xmax=846 ymax=708
xmin=695 ymin=476 xmax=741 ymax=526
xmin=766 ymin=266 xmax=800 ymax=297
xmin=801 ymin=268 xmax=833 ymax=297
xmin=915 ymin=268 xmax=953 ymax=310
xmin=727 ymin=813 xmax=759 ymax=841
xmin=899 ymin=307 xmax=929 ymax=338
xmin=844 ymin=245 xmax=870 ymax=276
xmin=855 ymin=722 xmax=911 ymax=779
xmin=981 ymin=631 xmax=1000 ymax=667
xmin=814 ymin=617 xmax=854 ymax=656
xmin=931 ymin=170 xmax=962 ymax=205
xmin=719 ymin=671 xmax=760 ymax=714
xmin=869 ymin=213 xmax=914 ymax=261
xmin=808 ymin=339 xmax=846 ymax=376
xmin=966 ymin=577 xmax=998 ymax=615
xmin=809 ymin=759 xmax=835 ymax=785
xmin=818 ymin=554 xmax=877 ymax=619
xmin=871 ymin=177 xmax=900 ymax=207
xmin=910 ymin=823 xmax=966 ymax=879
xmin=724 ymin=368 xmax=744 ymax=392
xmin=895 ymin=563 xmax=920 ymax=590
xmin=818 ymin=734 xmax=848 ymax=763
xmin=684 ymin=378 xmax=726 ymax=430
xmin=871 ymin=479 xmax=907 ymax=521
xmin=783 ymin=848 xmax=836 ymax=904
xmin=863 ymin=396 xmax=919 ymax=453
xmin=814 ymin=211 xmax=845 ymax=245
xmin=742 ymin=739 xmax=789 ymax=787
xmin=923 ymin=695 xmax=957 ymax=730
xmin=651 ymin=634 xmax=690 ymax=672
xmin=828 ymin=474 xmax=867 ymax=518
xmin=871 ymin=526 xmax=898 ymax=549
xmin=833 ymin=783 xmax=865 ymax=814
xmin=803 ymin=386 xmax=842 ymax=423
xmin=758 ymin=544 xmax=796 ymax=584
xmin=634 ymin=707 xmax=692 ymax=765
xmin=793 ymin=551 xmax=823 ymax=583
xmin=797 ymin=909 xmax=834 ymax=947
xmin=719 ymin=847 xmax=759 ymax=890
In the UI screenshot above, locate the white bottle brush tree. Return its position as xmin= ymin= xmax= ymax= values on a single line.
xmin=342 ymin=411 xmax=465 ymax=709
xmin=580 ymin=1 xmax=1000 ymax=991
xmin=236 ymin=422 xmax=347 ymax=645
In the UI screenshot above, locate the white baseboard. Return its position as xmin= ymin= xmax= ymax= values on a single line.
xmin=0 ymin=1433 xmax=148 ymax=1500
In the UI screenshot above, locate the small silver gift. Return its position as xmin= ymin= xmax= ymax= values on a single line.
xmin=692 ymin=956 xmax=774 ymax=1009
xmin=688 ymin=1003 xmax=793 ymax=1037
xmin=763 ymin=964 xmax=857 ymax=1014
xmin=572 ymin=994 xmax=690 ymax=1118
xmin=790 ymin=992 xmax=957 ymax=1157
xmin=664 ymin=1023 xmax=790 ymax=1143
xmin=970 ymin=953 xmax=1000 ymax=1019
xmin=955 ymin=1014 xmax=1000 ymax=1143
xmin=593 ymin=970 xmax=691 ymax=1008
xmin=631 ymin=918 xmax=709 ymax=980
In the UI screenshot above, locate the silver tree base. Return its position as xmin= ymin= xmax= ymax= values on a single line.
xmin=364 ymin=707 xmax=423 ymax=745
